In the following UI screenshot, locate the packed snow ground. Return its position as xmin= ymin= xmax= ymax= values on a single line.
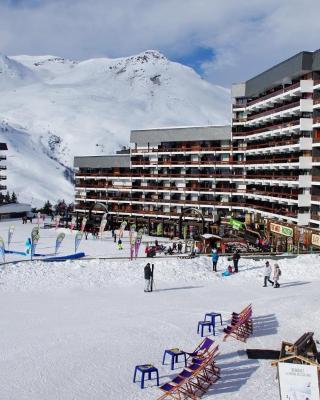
xmin=0 ymin=220 xmax=319 ymax=399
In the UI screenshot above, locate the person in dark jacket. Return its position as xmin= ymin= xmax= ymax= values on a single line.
xmin=144 ymin=263 xmax=152 ymax=292
xmin=232 ymin=250 xmax=240 ymax=273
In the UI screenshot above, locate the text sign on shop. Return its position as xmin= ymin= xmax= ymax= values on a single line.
xmin=228 ymin=218 xmax=244 ymax=230
xmin=311 ymin=233 xmax=320 ymax=247
xmin=270 ymin=223 xmax=293 ymax=237
xmin=278 ymin=362 xmax=320 ymax=400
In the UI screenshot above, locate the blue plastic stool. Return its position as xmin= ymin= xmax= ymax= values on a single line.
xmin=162 ymin=348 xmax=187 ymax=370
xmin=133 ymin=364 xmax=159 ymax=389
xmin=197 ymin=321 xmax=215 ymax=337
xmin=204 ymin=312 xmax=223 ymax=326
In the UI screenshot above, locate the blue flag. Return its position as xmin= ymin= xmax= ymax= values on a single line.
xmin=55 ymin=232 xmax=65 ymax=255
xmin=75 ymin=232 xmax=83 ymax=253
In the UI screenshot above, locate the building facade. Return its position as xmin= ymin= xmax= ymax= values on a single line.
xmin=0 ymin=143 xmax=7 ymax=196
xmin=232 ymin=50 xmax=320 ymax=228
xmin=74 ymin=50 xmax=320 ymax=235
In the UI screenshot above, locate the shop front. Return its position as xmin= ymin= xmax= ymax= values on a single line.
xmin=268 ymin=222 xmax=294 ymax=252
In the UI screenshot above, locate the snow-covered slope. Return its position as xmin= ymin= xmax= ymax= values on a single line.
xmin=0 ymin=50 xmax=230 ymax=205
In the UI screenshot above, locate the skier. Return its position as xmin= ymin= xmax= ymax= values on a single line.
xmin=273 ymin=264 xmax=281 ymax=288
xmin=263 ymin=261 xmax=274 ymax=287
xmin=232 ymin=250 xmax=240 ymax=273
xmin=144 ymin=263 xmax=152 ymax=292
xmin=117 ymin=238 xmax=123 ymax=250
xmin=211 ymin=248 xmax=219 ymax=272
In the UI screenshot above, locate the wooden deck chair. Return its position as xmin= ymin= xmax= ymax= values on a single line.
xmin=184 ymin=337 xmax=215 ymax=360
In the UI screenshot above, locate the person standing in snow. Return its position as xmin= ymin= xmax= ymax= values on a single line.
xmin=114 ymin=232 xmax=117 ymax=243
xmin=117 ymin=238 xmax=123 ymax=250
xmin=263 ymin=261 xmax=274 ymax=287
xmin=273 ymin=264 xmax=281 ymax=288
xmin=144 ymin=263 xmax=152 ymax=292
xmin=211 ymin=248 xmax=219 ymax=272
xmin=177 ymin=242 xmax=183 ymax=254
xmin=232 ymin=250 xmax=240 ymax=273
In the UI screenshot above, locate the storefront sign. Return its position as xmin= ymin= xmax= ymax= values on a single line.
xmin=311 ymin=233 xmax=320 ymax=248
xmin=278 ymin=362 xmax=320 ymax=400
xmin=228 ymin=218 xmax=244 ymax=230
xmin=270 ymin=223 xmax=293 ymax=237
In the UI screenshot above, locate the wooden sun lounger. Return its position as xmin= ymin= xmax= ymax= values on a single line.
xmin=157 ymin=345 xmax=220 ymax=399
xmin=223 ymin=304 xmax=253 ymax=342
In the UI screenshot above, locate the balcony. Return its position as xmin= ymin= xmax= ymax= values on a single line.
xmin=131 ymin=145 xmax=233 ymax=154
xmin=247 ymin=81 xmax=301 ymax=107
xmin=247 ymin=100 xmax=300 ymax=122
xmin=0 ymin=155 xmax=6 ymax=161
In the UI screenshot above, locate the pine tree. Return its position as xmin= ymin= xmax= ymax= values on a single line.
xmin=11 ymin=192 xmax=17 ymax=203
xmin=43 ymin=200 xmax=53 ymax=215
xmin=4 ymin=191 xmax=10 ymax=204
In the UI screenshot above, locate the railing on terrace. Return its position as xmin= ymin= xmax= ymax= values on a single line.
xmin=312 ymin=157 xmax=320 ymax=162
xmin=246 ymin=157 xmax=299 ymax=164
xmin=246 ymin=138 xmax=300 ymax=151
xmin=244 ymin=119 xmax=301 ymax=136
xmin=247 ymin=82 xmax=300 ymax=107
xmin=131 ymin=159 xmax=244 ymax=165
xmin=247 ymin=100 xmax=300 ymax=121
xmin=131 ymin=145 xmax=234 ymax=153
xmin=245 ymin=174 xmax=299 ymax=181
xmin=75 ymin=172 xmax=245 ymax=179
xmin=245 ymin=190 xmax=298 ymax=200
xmin=313 ymin=117 xmax=320 ymax=124
xmin=311 ymin=195 xmax=320 ymax=201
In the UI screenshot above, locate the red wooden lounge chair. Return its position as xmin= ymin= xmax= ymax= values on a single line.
xmin=223 ymin=304 xmax=253 ymax=342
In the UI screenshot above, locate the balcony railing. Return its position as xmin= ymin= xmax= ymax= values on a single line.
xmin=246 ymin=156 xmax=299 ymax=165
xmin=247 ymin=100 xmax=300 ymax=121
xmin=247 ymin=82 xmax=300 ymax=107
xmin=246 ymin=138 xmax=300 ymax=151
xmin=245 ymin=174 xmax=299 ymax=181
xmin=131 ymin=145 xmax=234 ymax=154
xmin=245 ymin=119 xmax=301 ymax=137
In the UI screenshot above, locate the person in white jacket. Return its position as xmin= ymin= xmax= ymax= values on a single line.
xmin=273 ymin=264 xmax=281 ymax=288
xmin=263 ymin=261 xmax=274 ymax=287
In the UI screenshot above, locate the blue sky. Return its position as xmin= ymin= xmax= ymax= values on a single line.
xmin=0 ymin=0 xmax=320 ymax=87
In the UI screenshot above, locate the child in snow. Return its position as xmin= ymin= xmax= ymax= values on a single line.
xmin=117 ymin=238 xmax=123 ymax=250
xmin=25 ymin=238 xmax=32 ymax=254
xmin=273 ymin=264 xmax=281 ymax=288
xmin=263 ymin=261 xmax=274 ymax=287
xmin=211 ymin=248 xmax=219 ymax=272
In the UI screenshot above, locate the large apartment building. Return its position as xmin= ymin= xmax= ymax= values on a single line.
xmin=232 ymin=50 xmax=320 ymax=228
xmin=74 ymin=126 xmax=241 ymax=236
xmin=74 ymin=50 xmax=320 ymax=234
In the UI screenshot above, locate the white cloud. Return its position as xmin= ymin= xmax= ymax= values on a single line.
xmin=0 ymin=0 xmax=320 ymax=86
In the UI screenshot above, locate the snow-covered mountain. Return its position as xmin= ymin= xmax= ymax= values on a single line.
xmin=0 ymin=50 xmax=230 ymax=205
